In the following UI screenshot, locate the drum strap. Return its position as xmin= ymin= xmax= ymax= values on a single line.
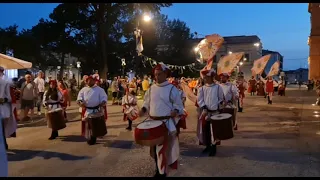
xmin=202 ymin=85 xmax=225 ymax=110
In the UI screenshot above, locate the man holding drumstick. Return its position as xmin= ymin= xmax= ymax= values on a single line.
xmin=139 ymin=63 xmax=184 ymax=177
xmin=197 ymin=69 xmax=225 ymax=157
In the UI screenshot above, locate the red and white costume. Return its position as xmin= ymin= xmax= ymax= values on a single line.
xmin=197 ymin=69 xmax=224 ymax=146
xmin=235 ymin=74 xmax=248 ymax=111
xmin=142 ymin=64 xmax=184 ymax=176
xmin=260 ymin=76 xmax=278 ymax=104
xmin=77 ymin=80 xmax=108 ymax=140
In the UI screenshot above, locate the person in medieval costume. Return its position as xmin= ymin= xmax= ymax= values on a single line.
xmin=77 ymin=76 xmax=108 ymax=145
xmin=0 ymin=67 xmax=17 ymax=150
xmin=219 ymin=73 xmax=239 ymax=130
xmin=171 ymin=80 xmax=187 ymax=133
xmin=256 ymin=78 xmax=266 ymax=96
xmin=122 ymin=87 xmax=138 ymax=131
xmin=260 ymin=76 xmax=278 ymax=104
xmin=248 ymin=76 xmax=257 ymax=96
xmin=197 ymin=69 xmax=225 ymax=157
xmin=43 ymin=80 xmax=64 ymax=140
xmin=0 ymin=118 xmax=8 ymax=177
xmin=139 ymin=63 xmax=184 ymax=177
xmin=235 ymin=72 xmax=248 ymax=112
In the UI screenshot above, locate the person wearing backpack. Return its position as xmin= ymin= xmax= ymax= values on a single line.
xmin=20 ymin=74 xmax=38 ymax=121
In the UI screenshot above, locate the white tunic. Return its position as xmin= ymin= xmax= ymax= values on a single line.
xmin=220 ymin=82 xmax=239 ymax=102
xmin=0 ymin=78 xmax=11 ymax=119
xmin=143 ymin=81 xmax=184 ymax=117
xmin=77 ymin=86 xmax=108 ymax=117
xmin=197 ymin=84 xmax=224 ymax=111
xmin=43 ymin=90 xmax=63 ymax=110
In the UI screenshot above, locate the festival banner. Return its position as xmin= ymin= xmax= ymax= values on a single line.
xmin=195 ymin=34 xmax=224 ymax=63
xmin=251 ymin=54 xmax=271 ymax=75
xmin=217 ymin=52 xmax=244 ymax=75
xmin=267 ymin=61 xmax=280 ymax=77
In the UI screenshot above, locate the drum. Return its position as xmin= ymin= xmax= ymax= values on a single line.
xmin=124 ymin=105 xmax=139 ymax=121
xmin=222 ymin=105 xmax=236 ymax=127
xmin=134 ymin=120 xmax=167 ymax=146
xmin=210 ymin=113 xmax=234 ymax=140
xmin=87 ymin=112 xmax=107 ymax=137
xmin=47 ymin=108 xmax=66 ymax=131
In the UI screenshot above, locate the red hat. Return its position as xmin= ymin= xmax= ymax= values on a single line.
xmin=49 ymin=80 xmax=57 ymax=86
xmin=201 ymin=69 xmax=216 ymax=77
xmin=152 ymin=63 xmax=171 ymax=77
xmin=219 ymin=72 xmax=231 ymax=78
xmin=86 ymin=76 xmax=94 ymax=81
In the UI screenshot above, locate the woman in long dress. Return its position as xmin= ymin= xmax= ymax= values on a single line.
xmin=43 ymin=80 xmax=64 ymax=140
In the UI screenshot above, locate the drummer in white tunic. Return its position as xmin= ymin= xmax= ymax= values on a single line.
xmin=139 ymin=63 xmax=184 ymax=177
xmin=219 ymin=73 xmax=239 ymax=130
xmin=77 ymin=76 xmax=108 ymax=145
xmin=197 ymin=69 xmax=225 ymax=156
xmin=0 ymin=66 xmax=16 ymax=150
xmin=43 ymin=80 xmax=64 ymax=140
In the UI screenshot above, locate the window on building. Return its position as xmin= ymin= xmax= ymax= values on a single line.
xmin=244 ymin=53 xmax=250 ymax=61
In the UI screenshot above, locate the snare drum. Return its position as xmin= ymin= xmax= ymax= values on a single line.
xmin=87 ymin=112 xmax=107 ymax=137
xmin=47 ymin=108 xmax=66 ymax=131
xmin=210 ymin=113 xmax=234 ymax=140
xmin=124 ymin=106 xmax=139 ymax=121
xmin=134 ymin=120 xmax=167 ymax=146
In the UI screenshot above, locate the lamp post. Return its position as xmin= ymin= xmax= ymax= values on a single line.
xmin=76 ymin=61 xmax=81 ymax=88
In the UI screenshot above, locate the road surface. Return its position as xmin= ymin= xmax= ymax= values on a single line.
xmin=7 ymin=86 xmax=320 ymax=177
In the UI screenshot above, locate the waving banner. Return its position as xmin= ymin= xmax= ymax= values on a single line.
xmin=251 ymin=54 xmax=271 ymax=75
xmin=195 ymin=34 xmax=224 ymax=64
xmin=217 ymin=52 xmax=244 ymax=75
xmin=267 ymin=61 xmax=280 ymax=77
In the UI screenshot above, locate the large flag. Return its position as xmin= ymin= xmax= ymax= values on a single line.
xmin=195 ymin=34 xmax=224 ymax=63
xmin=135 ymin=29 xmax=143 ymax=55
xmin=267 ymin=61 xmax=280 ymax=77
xmin=217 ymin=52 xmax=244 ymax=75
xmin=251 ymin=54 xmax=271 ymax=76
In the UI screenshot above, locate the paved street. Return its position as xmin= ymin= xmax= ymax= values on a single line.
xmin=7 ymin=85 xmax=320 ymax=177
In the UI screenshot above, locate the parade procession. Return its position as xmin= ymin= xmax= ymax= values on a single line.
xmin=1 ymin=3 xmax=320 ymax=177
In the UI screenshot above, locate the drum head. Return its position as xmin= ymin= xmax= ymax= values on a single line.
xmin=137 ymin=120 xmax=163 ymax=129
xmin=211 ymin=113 xmax=232 ymax=120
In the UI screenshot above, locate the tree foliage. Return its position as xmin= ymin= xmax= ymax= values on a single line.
xmin=0 ymin=3 xmax=201 ymax=78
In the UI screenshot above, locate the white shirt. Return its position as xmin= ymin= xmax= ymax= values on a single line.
xmin=143 ymin=81 xmax=184 ymax=117
xmin=43 ymin=90 xmax=63 ymax=110
xmin=0 ymin=77 xmax=11 ymax=119
xmin=220 ymin=82 xmax=239 ymax=102
xmin=197 ymin=83 xmax=224 ymax=111
xmin=34 ymin=77 xmax=45 ymax=93
xmin=0 ymin=120 xmax=8 ymax=177
xmin=77 ymin=86 xmax=108 ymax=116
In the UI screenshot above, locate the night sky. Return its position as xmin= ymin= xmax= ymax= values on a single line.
xmin=0 ymin=3 xmax=310 ymax=70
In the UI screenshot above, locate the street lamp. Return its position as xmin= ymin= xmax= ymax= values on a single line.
xmin=76 ymin=61 xmax=81 ymax=88
xmin=143 ymin=14 xmax=151 ymax=22
xmin=121 ymin=58 xmax=126 ymax=76
xmin=239 ymin=62 xmax=243 ymax=66
xmin=228 ymin=51 xmax=233 ymax=54
xmin=254 ymin=43 xmax=260 ymax=47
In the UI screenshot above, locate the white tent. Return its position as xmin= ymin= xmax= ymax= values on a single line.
xmin=0 ymin=53 xmax=32 ymax=69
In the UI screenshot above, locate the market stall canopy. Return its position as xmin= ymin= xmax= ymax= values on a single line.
xmin=0 ymin=53 xmax=32 ymax=69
